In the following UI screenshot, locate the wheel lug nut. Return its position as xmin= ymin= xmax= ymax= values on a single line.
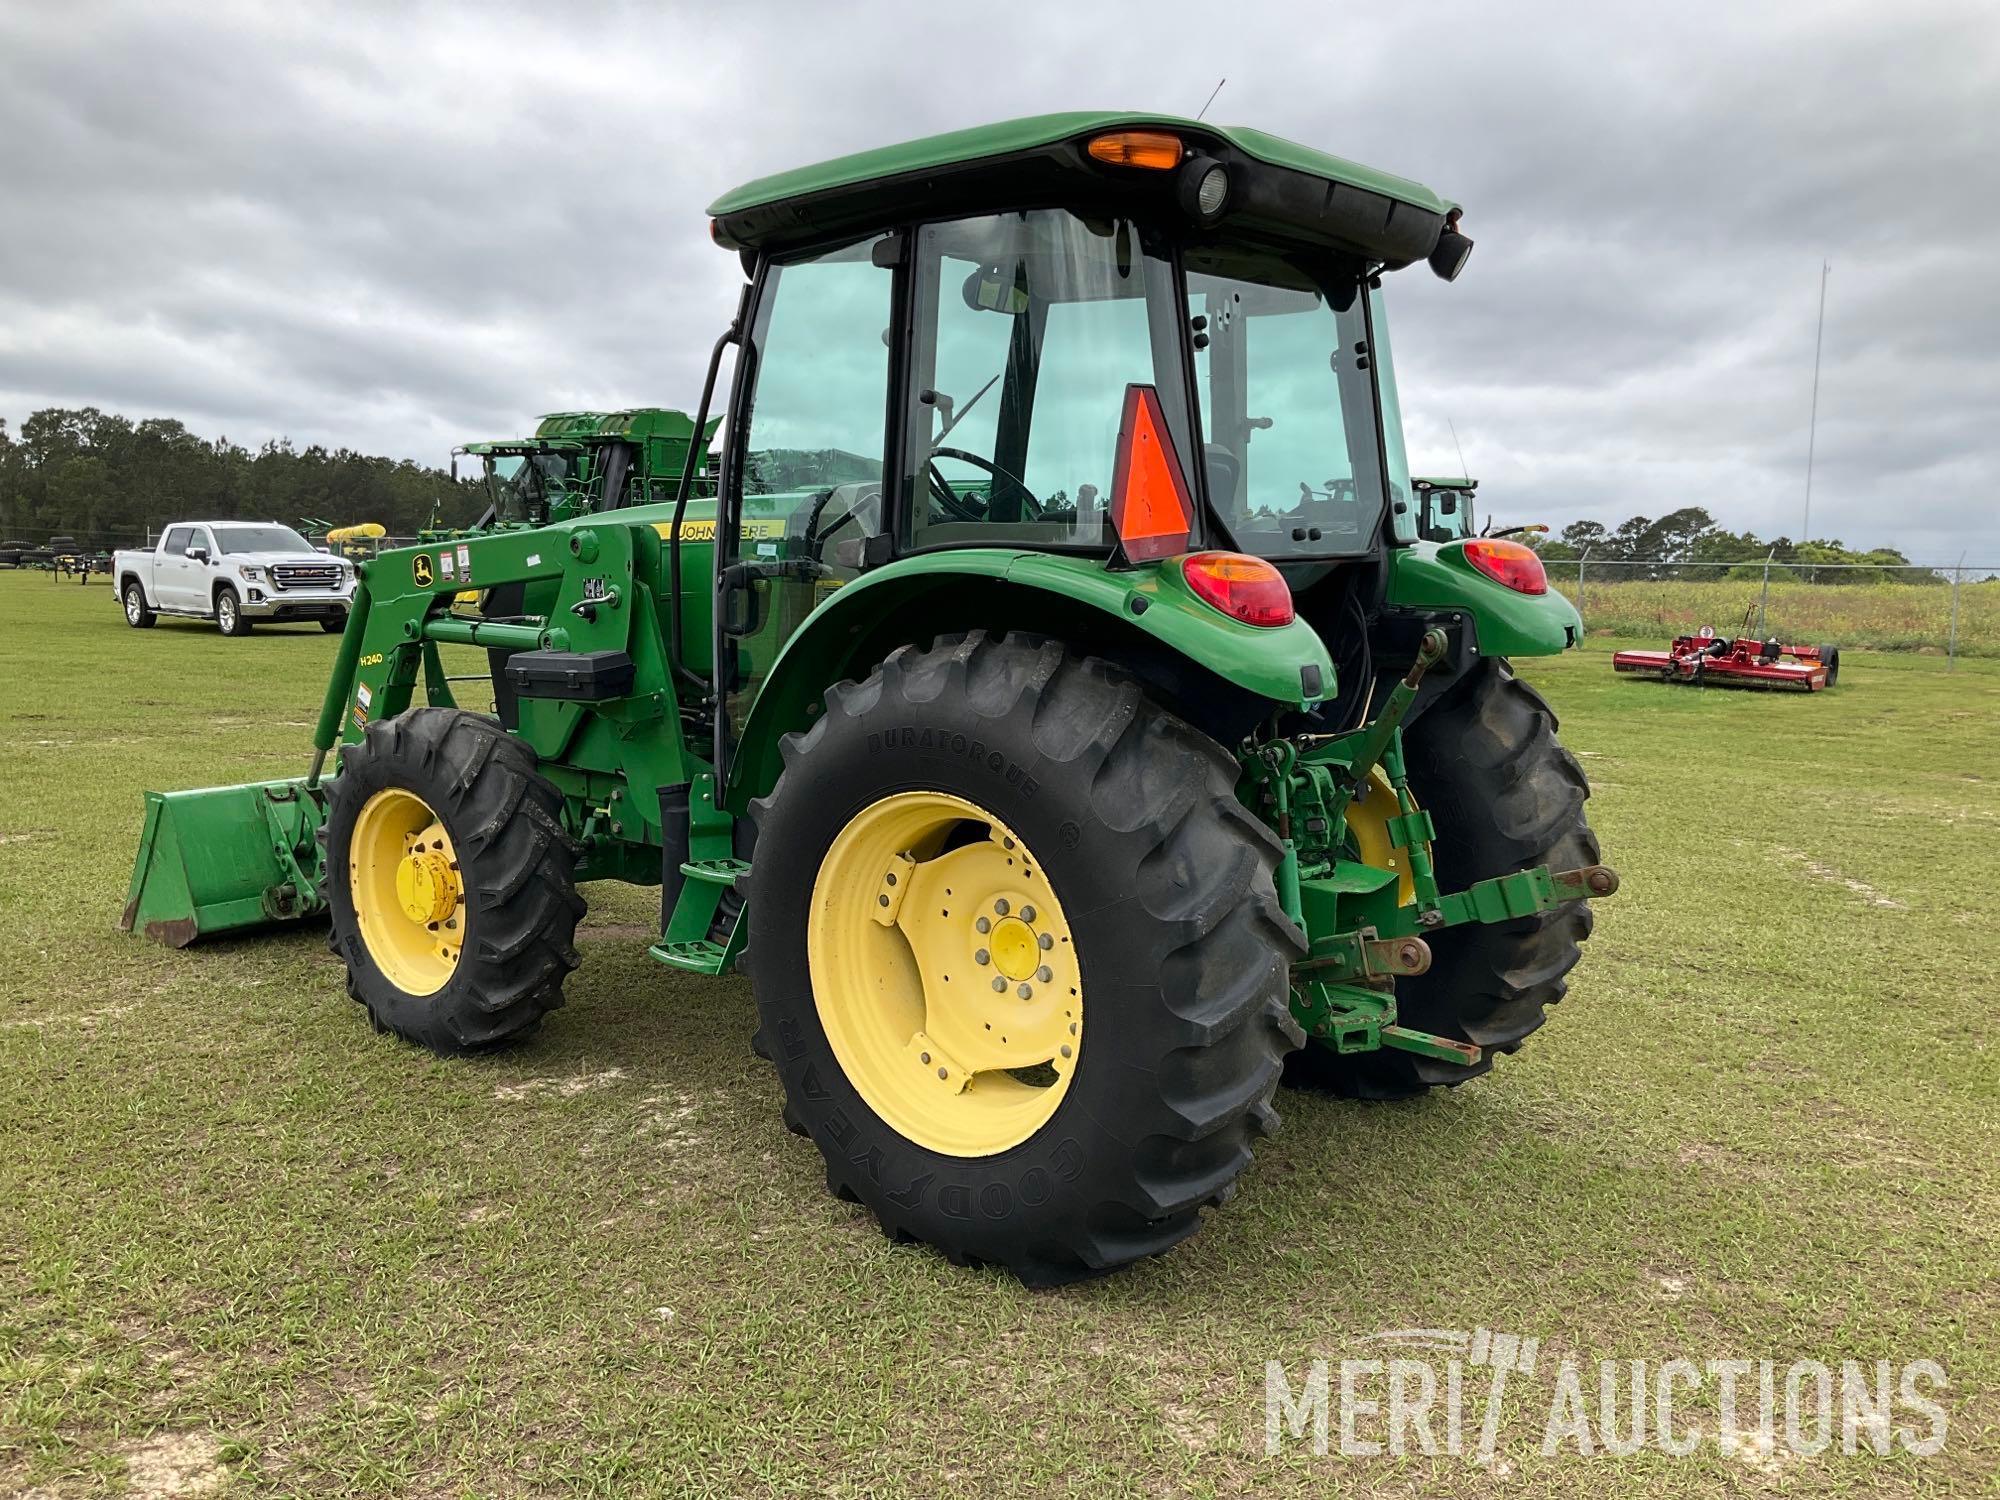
xmin=1038 ymin=933 xmax=1053 ymax=950
xmin=1017 ymin=983 xmax=1033 ymax=1000
xmin=976 ymin=916 xmax=990 ymax=934
xmin=994 ymin=898 xmax=1009 ymax=916
xmin=1037 ymin=966 xmax=1052 ymax=983
xmin=937 ymin=1067 xmax=949 ymax=1079
xmin=1060 ymin=1044 xmax=1072 ymax=1058
xmin=920 ymin=1051 xmax=931 ymax=1064
xmin=1021 ymin=905 xmax=1036 ymax=922
xmin=991 ymin=977 xmax=1006 ymax=993
xmin=975 ymin=948 xmax=990 ymax=965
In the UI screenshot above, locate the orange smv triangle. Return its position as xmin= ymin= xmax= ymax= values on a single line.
xmin=1109 ymin=383 xmax=1193 ymax=563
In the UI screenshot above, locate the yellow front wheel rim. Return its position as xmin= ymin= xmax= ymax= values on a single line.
xmin=350 ymin=788 xmax=465 ymax=996
xmin=807 ymin=791 xmax=1081 ymax=1158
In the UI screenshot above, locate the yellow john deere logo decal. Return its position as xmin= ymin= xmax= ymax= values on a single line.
xmin=651 ymin=519 xmax=786 ymax=543
xmin=412 ymin=554 xmax=434 ymax=587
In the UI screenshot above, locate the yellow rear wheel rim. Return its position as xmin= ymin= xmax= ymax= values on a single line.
xmin=1347 ymin=768 xmax=1420 ymax=906
xmin=350 ymin=788 xmax=465 ymax=996
xmin=807 ymin=791 xmax=1080 ymax=1158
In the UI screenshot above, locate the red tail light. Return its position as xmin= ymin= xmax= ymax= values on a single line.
xmin=1108 ymin=384 xmax=1194 ymax=562
xmin=1181 ymin=552 xmax=1294 ymax=627
xmin=1462 ymin=538 xmax=1548 ymax=595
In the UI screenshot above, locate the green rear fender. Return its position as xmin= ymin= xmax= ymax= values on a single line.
xmin=726 ymin=549 xmax=1335 ymax=805
xmin=1386 ymin=541 xmax=1582 ymax=657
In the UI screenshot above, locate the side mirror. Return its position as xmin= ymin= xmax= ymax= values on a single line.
xmin=1440 ymin=494 xmax=1457 ymax=515
xmin=186 ymin=546 xmax=209 ymax=563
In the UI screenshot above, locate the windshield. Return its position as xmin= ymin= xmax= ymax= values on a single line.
xmin=214 ymin=525 xmax=315 ymax=555
xmin=485 ymin=451 xmax=579 ymax=524
xmin=1185 ymin=247 xmax=1389 ymax=559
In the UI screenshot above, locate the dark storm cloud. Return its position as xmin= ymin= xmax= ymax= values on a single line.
xmin=1 ymin=0 xmax=1994 ymax=560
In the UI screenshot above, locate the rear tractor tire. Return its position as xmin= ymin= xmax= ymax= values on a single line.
xmin=745 ymin=631 xmax=1305 ymax=1286
xmin=322 ymin=707 xmax=583 ymax=1055
xmin=1286 ymin=659 xmax=1599 ymax=1100
xmin=123 ymin=581 xmax=156 ymax=628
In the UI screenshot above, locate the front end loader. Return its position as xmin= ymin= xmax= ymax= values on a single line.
xmin=124 ymin=112 xmax=1616 ymax=1283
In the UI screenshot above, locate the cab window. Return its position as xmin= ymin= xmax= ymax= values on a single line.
xmin=903 ymin=210 xmax=1194 ymax=551
xmin=721 ymin=235 xmax=896 ymax=737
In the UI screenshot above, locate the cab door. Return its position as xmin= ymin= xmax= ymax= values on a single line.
xmin=715 ymin=233 xmax=898 ymax=753
xmin=156 ymin=525 xmax=198 ymax=610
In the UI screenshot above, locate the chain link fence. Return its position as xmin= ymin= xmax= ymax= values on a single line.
xmin=8 ymin=521 xmax=1996 ymax=665
xmin=1544 ymin=557 xmax=2000 ymax=666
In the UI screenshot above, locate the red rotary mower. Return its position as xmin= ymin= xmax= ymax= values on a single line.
xmin=1613 ymin=625 xmax=1840 ymax=691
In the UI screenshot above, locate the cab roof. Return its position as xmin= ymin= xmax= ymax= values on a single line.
xmin=708 ymin=111 xmax=1458 ymax=269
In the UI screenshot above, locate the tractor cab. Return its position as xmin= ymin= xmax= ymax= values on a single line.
xmin=696 ymin=114 xmax=1498 ymax=749
xmin=1414 ymin=476 xmax=1477 ymax=542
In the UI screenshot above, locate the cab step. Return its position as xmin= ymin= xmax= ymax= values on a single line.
xmin=648 ymin=937 xmax=732 ymax=975
xmin=680 ymin=857 xmax=749 ymax=886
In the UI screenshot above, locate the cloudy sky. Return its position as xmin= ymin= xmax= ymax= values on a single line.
xmin=2 ymin=0 xmax=1994 ymax=562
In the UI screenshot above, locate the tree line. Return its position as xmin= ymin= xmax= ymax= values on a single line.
xmin=0 ymin=407 xmax=485 ymax=547
xmin=1532 ymin=506 xmax=1942 ymax=583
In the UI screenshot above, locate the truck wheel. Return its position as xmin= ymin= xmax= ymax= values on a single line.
xmin=123 ymin=581 xmax=156 ymax=628
xmin=321 ymin=612 xmax=348 ymax=634
xmin=321 ymin=707 xmax=583 ymax=1055
xmin=1286 ymin=659 xmax=1597 ymax=1099
xmin=745 ymin=631 xmax=1304 ymax=1285
xmin=215 ymin=586 xmax=252 ymax=636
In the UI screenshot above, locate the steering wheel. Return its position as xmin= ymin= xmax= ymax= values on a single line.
xmin=927 ymin=447 xmax=1042 ymax=523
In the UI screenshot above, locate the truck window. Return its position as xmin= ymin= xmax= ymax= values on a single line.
xmin=163 ymin=526 xmax=193 ymax=554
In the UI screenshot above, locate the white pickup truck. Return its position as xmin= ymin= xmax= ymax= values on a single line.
xmin=114 ymin=522 xmax=357 ymax=636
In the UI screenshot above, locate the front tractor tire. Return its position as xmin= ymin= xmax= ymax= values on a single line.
xmin=323 ymin=707 xmax=583 ymax=1055
xmin=745 ymin=632 xmax=1305 ymax=1286
xmin=1288 ymin=659 xmax=1598 ymax=1099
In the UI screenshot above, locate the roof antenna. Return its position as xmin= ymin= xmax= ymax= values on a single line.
xmin=1447 ymin=416 xmax=1469 ymax=481
xmin=1195 ymin=77 xmax=1226 ymax=122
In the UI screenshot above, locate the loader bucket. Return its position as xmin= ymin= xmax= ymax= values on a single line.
xmin=120 ymin=778 xmax=329 ymax=947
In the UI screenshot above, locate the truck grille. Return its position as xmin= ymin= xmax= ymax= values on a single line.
xmin=272 ymin=562 xmax=344 ymax=590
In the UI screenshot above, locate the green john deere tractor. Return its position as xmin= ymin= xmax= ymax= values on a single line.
xmin=450 ymin=407 xmax=721 ymax=533
xmin=122 ymin=113 xmax=1615 ymax=1284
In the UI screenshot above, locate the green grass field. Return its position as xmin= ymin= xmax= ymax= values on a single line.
xmin=2 ymin=571 xmax=1995 ymax=1497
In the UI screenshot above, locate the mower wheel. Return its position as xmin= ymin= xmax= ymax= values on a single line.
xmin=745 ymin=631 xmax=1304 ymax=1285
xmin=123 ymin=581 xmax=156 ymax=628
xmin=215 ymin=585 xmax=252 ymax=636
xmin=321 ymin=612 xmax=348 ymax=634
xmin=322 ymin=707 xmax=583 ymax=1055
xmin=1286 ymin=659 xmax=1598 ymax=1099
xmin=1818 ymin=645 xmax=1840 ymax=687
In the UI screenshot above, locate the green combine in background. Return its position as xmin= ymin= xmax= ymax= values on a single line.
xmin=123 ymin=112 xmax=1615 ymax=1284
